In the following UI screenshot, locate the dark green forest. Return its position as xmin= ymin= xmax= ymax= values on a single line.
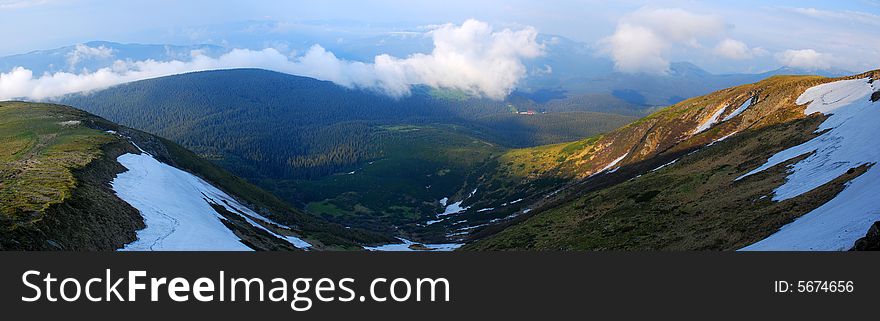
xmin=60 ymin=68 xmax=636 ymax=233
xmin=62 ymin=69 xmax=635 ymax=179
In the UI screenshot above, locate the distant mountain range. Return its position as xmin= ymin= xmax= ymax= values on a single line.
xmin=3 ymin=37 xmax=876 ymax=251
xmin=1 ymin=39 xmax=852 ymax=108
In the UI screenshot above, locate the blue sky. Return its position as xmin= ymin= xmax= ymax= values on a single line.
xmin=1 ymin=0 xmax=878 ymax=74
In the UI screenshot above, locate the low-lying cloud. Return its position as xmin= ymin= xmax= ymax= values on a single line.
xmin=601 ymin=8 xmax=727 ymax=74
xmin=713 ymin=39 xmax=766 ymax=60
xmin=775 ymin=49 xmax=834 ymax=70
xmin=0 ymin=19 xmax=543 ymax=101
xmin=66 ymin=43 xmax=115 ymax=70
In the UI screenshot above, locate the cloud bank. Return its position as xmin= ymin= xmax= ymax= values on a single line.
xmin=0 ymin=19 xmax=543 ymax=101
xmin=66 ymin=43 xmax=115 ymax=70
xmin=775 ymin=49 xmax=834 ymax=70
xmin=713 ymin=39 xmax=766 ymax=60
xmin=601 ymin=8 xmax=727 ymax=74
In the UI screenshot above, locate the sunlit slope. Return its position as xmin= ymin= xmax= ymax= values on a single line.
xmin=463 ymin=70 xmax=880 ymax=250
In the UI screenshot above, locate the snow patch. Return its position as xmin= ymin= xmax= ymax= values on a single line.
xmin=693 ymin=105 xmax=727 ymax=134
xmin=722 ymin=98 xmax=752 ymax=122
xmin=364 ymin=238 xmax=462 ymax=251
xmin=651 ymin=159 xmax=678 ymax=172
xmin=740 ymin=78 xmax=880 ymax=251
xmin=600 ymin=153 xmax=628 ymax=173
xmin=591 ymin=153 xmax=629 ymax=177
xmin=436 ymin=188 xmax=478 ymax=217
xmin=115 ymin=152 xmax=311 ymax=251
xmin=708 ymin=132 xmax=738 ymax=146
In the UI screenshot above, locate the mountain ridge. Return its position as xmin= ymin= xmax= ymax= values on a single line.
xmin=0 ymin=101 xmax=392 ymax=250
xmin=453 ymin=69 xmax=880 ymax=250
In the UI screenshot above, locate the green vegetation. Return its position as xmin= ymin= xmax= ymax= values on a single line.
xmin=0 ymin=101 xmax=392 ymax=250
xmin=0 ymin=102 xmax=114 ymax=217
xmin=261 ymin=125 xmax=503 ymax=233
xmin=61 ymin=69 xmax=633 ymax=236
xmin=0 ymin=102 xmax=144 ymax=250
xmin=466 ymin=115 xmax=860 ymax=250
xmin=464 ymin=70 xmax=880 ymax=250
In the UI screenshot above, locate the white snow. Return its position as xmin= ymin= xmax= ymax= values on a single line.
xmin=651 ymin=159 xmax=678 ymax=172
xmin=501 ymin=198 xmax=524 ymax=206
xmin=708 ymin=132 xmax=738 ymax=146
xmin=740 ymin=78 xmax=880 ymax=251
xmin=693 ymin=105 xmax=727 ymax=134
xmin=364 ymin=238 xmax=462 ymax=251
xmin=593 ymin=153 xmax=629 ymax=176
xmin=722 ymin=98 xmax=752 ymax=122
xmin=425 ymin=219 xmax=444 ymax=225
xmin=114 ymin=152 xmax=311 ymax=251
xmin=436 ymin=188 xmax=478 ymax=217
xmin=477 ymin=207 xmax=495 ymax=212
xmin=438 ymin=200 xmax=469 ymax=216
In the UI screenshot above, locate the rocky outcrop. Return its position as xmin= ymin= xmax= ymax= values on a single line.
xmin=852 ymin=222 xmax=880 ymax=251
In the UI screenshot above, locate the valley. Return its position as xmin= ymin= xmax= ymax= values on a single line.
xmin=59 ymin=68 xmax=636 ymax=243
xmin=47 ymin=67 xmax=880 ymax=251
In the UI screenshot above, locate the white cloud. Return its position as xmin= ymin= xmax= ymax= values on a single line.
xmin=0 ymin=19 xmax=543 ymax=101
xmin=66 ymin=44 xmax=115 ymax=70
xmin=601 ymin=8 xmax=727 ymax=74
xmin=776 ymin=49 xmax=834 ymax=70
xmin=713 ymin=38 xmax=766 ymax=60
xmin=790 ymin=7 xmax=880 ymax=27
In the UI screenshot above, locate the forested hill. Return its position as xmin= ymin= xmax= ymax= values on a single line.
xmin=60 ymin=69 xmax=634 ymax=179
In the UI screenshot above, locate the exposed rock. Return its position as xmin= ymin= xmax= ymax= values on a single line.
xmin=851 ymin=222 xmax=880 ymax=251
xmin=871 ymin=91 xmax=879 ymax=103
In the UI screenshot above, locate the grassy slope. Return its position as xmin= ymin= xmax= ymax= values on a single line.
xmin=0 ymin=102 xmax=144 ymax=250
xmin=0 ymin=102 xmax=392 ymax=250
xmin=465 ymin=70 xmax=880 ymax=250
xmin=465 ymin=74 xmax=835 ymax=209
xmin=0 ymin=102 xmax=114 ymax=216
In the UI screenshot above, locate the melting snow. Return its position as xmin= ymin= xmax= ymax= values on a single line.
xmin=708 ymin=132 xmax=738 ymax=146
xmin=364 ymin=238 xmax=462 ymax=251
xmin=722 ymin=98 xmax=752 ymax=122
xmin=693 ymin=105 xmax=727 ymax=134
xmin=501 ymin=198 xmax=524 ymax=206
xmin=114 ymin=152 xmax=311 ymax=251
xmin=651 ymin=159 xmax=678 ymax=172
xmin=593 ymin=153 xmax=629 ymax=176
xmin=740 ymin=78 xmax=880 ymax=251
xmin=438 ymin=200 xmax=469 ymax=216
xmin=436 ymin=188 xmax=478 ymax=217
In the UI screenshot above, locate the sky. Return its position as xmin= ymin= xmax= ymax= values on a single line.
xmin=1 ymin=0 xmax=879 ymax=100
